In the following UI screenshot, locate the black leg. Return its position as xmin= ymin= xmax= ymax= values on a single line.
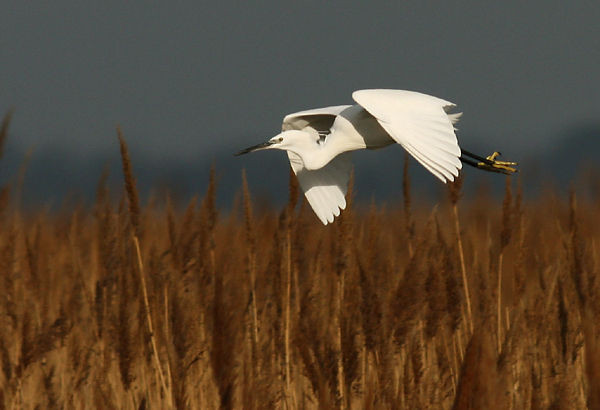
xmin=461 ymin=149 xmax=494 ymax=165
xmin=460 ymin=155 xmax=481 ymax=169
xmin=459 ymin=149 xmax=518 ymax=175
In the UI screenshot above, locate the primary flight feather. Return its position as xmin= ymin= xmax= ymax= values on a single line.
xmin=236 ymin=89 xmax=517 ymax=225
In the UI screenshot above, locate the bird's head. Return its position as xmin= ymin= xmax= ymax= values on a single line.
xmin=234 ymin=130 xmax=309 ymax=156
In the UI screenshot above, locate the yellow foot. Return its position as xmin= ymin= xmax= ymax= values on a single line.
xmin=478 ymin=152 xmax=518 ymax=175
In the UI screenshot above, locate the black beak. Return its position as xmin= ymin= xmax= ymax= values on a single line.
xmin=234 ymin=141 xmax=273 ymax=156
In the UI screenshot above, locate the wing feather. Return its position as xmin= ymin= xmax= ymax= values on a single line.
xmin=353 ymin=89 xmax=462 ymax=182
xmin=399 ymin=143 xmax=445 ymax=181
xmin=379 ymin=120 xmax=458 ymax=180
xmin=282 ymin=105 xmax=352 ymax=131
xmin=287 ymin=151 xmax=351 ymax=225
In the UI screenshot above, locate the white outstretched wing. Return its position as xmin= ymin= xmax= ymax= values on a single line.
xmin=287 ymin=151 xmax=351 ymax=225
xmin=353 ymin=89 xmax=462 ymax=182
xmin=282 ymin=105 xmax=352 ymax=132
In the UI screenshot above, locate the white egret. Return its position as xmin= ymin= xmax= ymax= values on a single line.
xmin=236 ymin=89 xmax=517 ymax=225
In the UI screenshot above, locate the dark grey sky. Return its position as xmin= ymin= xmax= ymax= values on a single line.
xmin=1 ymin=1 xmax=599 ymax=164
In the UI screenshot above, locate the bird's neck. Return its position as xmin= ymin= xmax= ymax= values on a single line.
xmin=292 ymin=143 xmax=332 ymax=171
xmin=289 ymin=126 xmax=366 ymax=171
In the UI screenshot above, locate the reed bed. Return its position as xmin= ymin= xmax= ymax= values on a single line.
xmin=0 ymin=124 xmax=599 ymax=409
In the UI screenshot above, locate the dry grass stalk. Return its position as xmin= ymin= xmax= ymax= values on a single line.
xmin=336 ymin=264 xmax=345 ymax=409
xmin=199 ymin=164 xmax=218 ymax=284
xmin=568 ymin=189 xmax=587 ymax=309
xmin=449 ymin=175 xmax=473 ymax=335
xmin=451 ymin=326 xmax=506 ymax=410
xmin=498 ymin=177 xmax=513 ymax=352
xmin=241 ymin=170 xmax=259 ymax=371
xmin=0 ymin=186 xmax=10 ymax=219
xmin=211 ymin=231 xmax=246 ymax=410
xmin=117 ymin=127 xmax=141 ymax=237
xmin=340 ymin=172 xmax=359 ymax=409
xmin=284 ymin=168 xmax=300 ymax=408
xmin=403 ymin=152 xmax=415 ymax=257
xmin=117 ymin=127 xmax=172 ymax=407
xmin=116 ymin=271 xmax=134 ymax=391
xmin=0 ymin=108 xmax=14 ymax=160
xmin=583 ymin=310 xmax=600 ymax=409
xmin=334 ymin=171 xmax=355 ymax=409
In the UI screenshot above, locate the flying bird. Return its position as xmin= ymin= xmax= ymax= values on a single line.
xmin=236 ymin=89 xmax=517 ymax=225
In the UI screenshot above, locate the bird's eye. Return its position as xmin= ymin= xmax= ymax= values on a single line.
xmin=278 ymin=137 xmax=283 ymax=142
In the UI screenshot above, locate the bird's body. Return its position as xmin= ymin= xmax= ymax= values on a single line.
xmin=236 ymin=89 xmax=517 ymax=225
xmin=283 ymin=105 xmax=391 ymax=171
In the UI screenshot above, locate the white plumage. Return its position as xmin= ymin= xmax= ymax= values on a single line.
xmin=236 ymin=89 xmax=463 ymax=225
